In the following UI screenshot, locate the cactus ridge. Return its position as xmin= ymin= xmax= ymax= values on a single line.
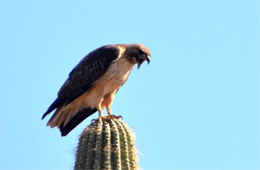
xmin=121 ymin=121 xmax=138 ymax=169
xmin=74 ymin=117 xmax=138 ymax=170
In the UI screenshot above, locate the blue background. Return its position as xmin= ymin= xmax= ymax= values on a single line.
xmin=0 ymin=0 xmax=259 ymax=169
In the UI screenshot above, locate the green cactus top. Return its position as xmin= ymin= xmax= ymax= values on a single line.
xmin=74 ymin=117 xmax=138 ymax=170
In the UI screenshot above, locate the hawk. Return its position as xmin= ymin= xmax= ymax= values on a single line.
xmin=42 ymin=43 xmax=151 ymax=136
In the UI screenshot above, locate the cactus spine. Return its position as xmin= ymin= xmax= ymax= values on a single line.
xmin=74 ymin=117 xmax=138 ymax=170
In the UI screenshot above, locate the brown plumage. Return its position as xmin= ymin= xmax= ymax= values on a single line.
xmin=42 ymin=43 xmax=151 ymax=136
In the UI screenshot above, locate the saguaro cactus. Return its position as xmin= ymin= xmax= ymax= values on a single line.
xmin=74 ymin=117 xmax=138 ymax=170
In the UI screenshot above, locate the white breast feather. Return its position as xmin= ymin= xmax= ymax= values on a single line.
xmin=81 ymin=48 xmax=134 ymax=109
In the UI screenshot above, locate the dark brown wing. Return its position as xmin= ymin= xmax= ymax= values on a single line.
xmin=42 ymin=45 xmax=120 ymax=119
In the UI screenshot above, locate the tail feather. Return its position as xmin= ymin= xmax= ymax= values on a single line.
xmin=46 ymin=107 xmax=63 ymax=128
xmin=42 ymin=97 xmax=66 ymax=120
xmin=60 ymin=108 xmax=97 ymax=136
xmin=43 ymin=92 xmax=98 ymax=136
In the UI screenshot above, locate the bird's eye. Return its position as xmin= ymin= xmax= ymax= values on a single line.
xmin=138 ymin=50 xmax=145 ymax=55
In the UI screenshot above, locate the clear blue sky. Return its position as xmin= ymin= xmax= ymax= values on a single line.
xmin=0 ymin=0 xmax=259 ymax=170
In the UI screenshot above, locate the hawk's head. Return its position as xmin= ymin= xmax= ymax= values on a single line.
xmin=125 ymin=43 xmax=151 ymax=69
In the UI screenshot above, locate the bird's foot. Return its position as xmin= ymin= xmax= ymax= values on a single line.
xmin=94 ymin=115 xmax=123 ymax=123
xmin=103 ymin=114 xmax=123 ymax=120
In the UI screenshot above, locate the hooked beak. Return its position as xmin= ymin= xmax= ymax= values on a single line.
xmin=137 ymin=55 xmax=151 ymax=69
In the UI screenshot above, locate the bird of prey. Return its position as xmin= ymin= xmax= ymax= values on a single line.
xmin=42 ymin=43 xmax=151 ymax=136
